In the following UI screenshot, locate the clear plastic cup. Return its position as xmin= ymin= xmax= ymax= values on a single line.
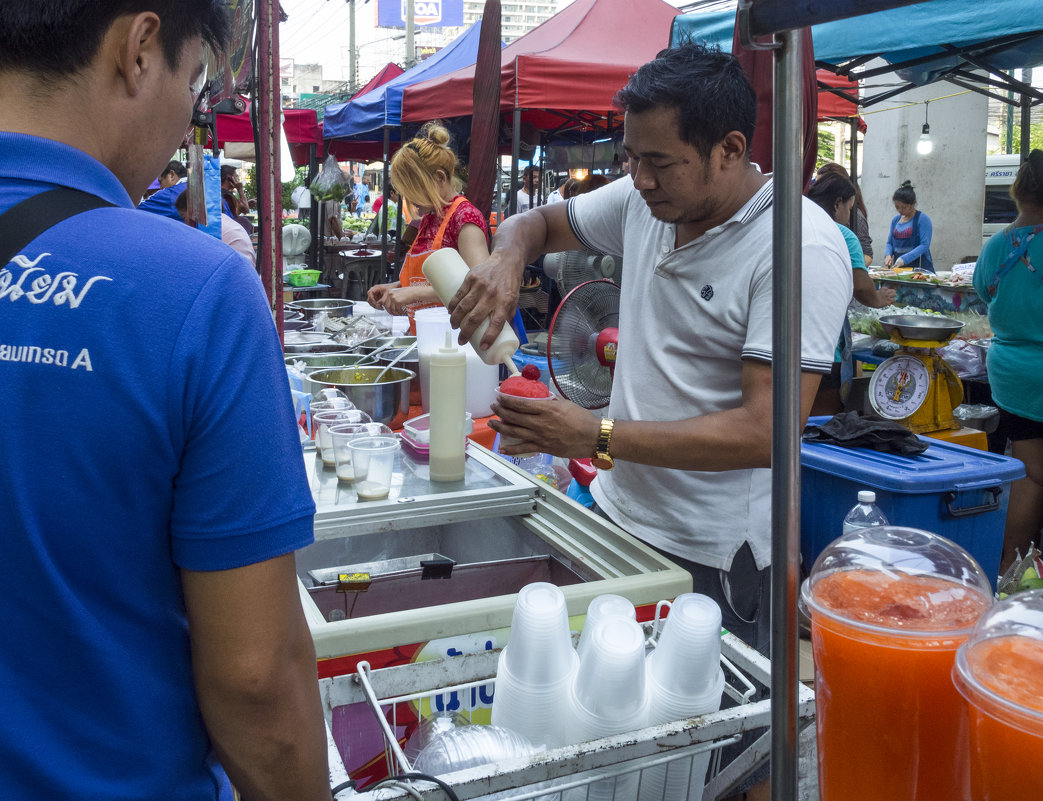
xmin=412 ymin=725 xmax=538 ymax=776
xmin=495 ymin=390 xmax=554 ymax=458
xmin=577 ymin=594 xmax=636 ymax=659
xmin=348 ymin=435 xmax=400 ymax=499
xmin=313 ymin=409 xmax=372 ymax=465
xmin=648 ymin=593 xmax=722 ymax=695
xmin=491 ymin=582 xmax=578 ymax=749
xmin=570 ymin=617 xmax=649 ymax=740
xmin=952 ymin=589 xmax=1043 ymax=800
xmin=800 ymin=526 xmax=993 ymax=801
xmin=329 ymin=422 xmax=393 ymax=483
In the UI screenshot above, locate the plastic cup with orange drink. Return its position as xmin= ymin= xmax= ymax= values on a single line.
xmin=800 ymin=526 xmax=992 ymax=801
xmin=952 ymin=589 xmax=1043 ymax=800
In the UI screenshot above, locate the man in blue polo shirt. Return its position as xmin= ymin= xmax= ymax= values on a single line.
xmin=0 ymin=4 xmax=331 ymax=800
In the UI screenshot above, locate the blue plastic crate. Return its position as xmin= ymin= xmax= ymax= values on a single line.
xmin=801 ymin=417 xmax=1025 ymax=586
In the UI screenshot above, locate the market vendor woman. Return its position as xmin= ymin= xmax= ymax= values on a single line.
xmin=367 ymin=123 xmax=489 ymax=331
xmin=884 ymin=180 xmax=934 ymax=273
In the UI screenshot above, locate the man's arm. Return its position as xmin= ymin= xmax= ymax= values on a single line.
xmin=182 ymin=553 xmax=332 ymax=801
xmin=448 ymin=203 xmax=583 ymax=349
xmin=491 ymin=360 xmax=823 ymax=471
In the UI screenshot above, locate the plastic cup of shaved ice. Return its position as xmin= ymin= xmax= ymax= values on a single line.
xmin=496 ymin=364 xmax=554 ymax=458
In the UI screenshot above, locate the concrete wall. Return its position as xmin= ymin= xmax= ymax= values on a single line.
xmin=859 ymin=65 xmax=988 ymax=270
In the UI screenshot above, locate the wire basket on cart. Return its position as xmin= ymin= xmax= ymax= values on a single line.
xmin=321 ymin=631 xmax=815 ymax=800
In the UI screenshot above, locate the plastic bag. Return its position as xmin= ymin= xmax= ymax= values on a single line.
xmin=310 ymin=154 xmax=349 ymax=203
xmin=940 ymin=339 xmax=985 ymax=377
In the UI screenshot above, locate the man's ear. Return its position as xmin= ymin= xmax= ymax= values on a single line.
xmin=717 ymin=131 xmax=749 ymax=167
xmin=115 ymin=12 xmax=163 ymax=97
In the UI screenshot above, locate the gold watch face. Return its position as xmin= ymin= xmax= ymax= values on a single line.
xmin=592 ymin=454 xmax=614 ymax=470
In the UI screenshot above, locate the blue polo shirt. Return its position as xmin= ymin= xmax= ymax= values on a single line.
xmin=0 ymin=133 xmax=316 ymax=800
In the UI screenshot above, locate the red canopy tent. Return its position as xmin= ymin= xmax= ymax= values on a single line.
xmin=350 ymin=62 xmax=405 ymax=101
xmin=401 ymin=0 xmax=680 ymax=132
xmin=216 ymin=106 xmax=324 ymax=165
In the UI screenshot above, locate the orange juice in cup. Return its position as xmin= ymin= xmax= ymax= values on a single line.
xmin=800 ymin=527 xmax=992 ymax=801
xmin=953 ymin=590 xmax=1043 ymax=801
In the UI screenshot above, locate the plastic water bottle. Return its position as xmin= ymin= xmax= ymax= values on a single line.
xmin=842 ymin=491 xmax=889 ymax=535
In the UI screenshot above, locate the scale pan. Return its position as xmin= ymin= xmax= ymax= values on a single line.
xmin=879 ymin=315 xmax=964 ymax=341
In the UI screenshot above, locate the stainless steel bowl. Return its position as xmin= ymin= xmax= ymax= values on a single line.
xmin=283 ymin=320 xmax=314 ymax=332
xmin=308 ymin=367 xmax=415 ymax=428
xmin=357 ymin=335 xmax=417 ymax=355
xmin=283 ymin=352 xmax=377 ymax=372
xmin=879 ymin=314 xmax=965 ymax=341
xmin=376 ymin=348 xmax=421 ymax=406
xmin=287 ymin=298 xmax=354 ymax=322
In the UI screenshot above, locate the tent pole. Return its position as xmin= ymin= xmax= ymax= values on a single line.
xmin=307 ymin=142 xmax=319 ymax=270
xmin=380 ymin=126 xmax=391 ymax=280
xmin=1020 ymin=68 xmax=1032 ymax=163
xmin=849 ymin=118 xmax=858 ymax=181
xmin=770 ymin=24 xmax=803 ymax=801
xmin=257 ymin=0 xmax=283 ymax=330
xmin=509 ymin=107 xmax=521 ymax=216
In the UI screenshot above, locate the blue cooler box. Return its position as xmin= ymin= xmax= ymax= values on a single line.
xmin=801 ymin=419 xmax=1025 ymax=586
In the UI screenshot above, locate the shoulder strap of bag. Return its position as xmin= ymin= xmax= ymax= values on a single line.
xmin=0 ymin=187 xmax=115 ymax=268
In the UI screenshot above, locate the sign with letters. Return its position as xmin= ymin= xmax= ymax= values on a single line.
xmin=376 ymin=0 xmax=463 ymax=28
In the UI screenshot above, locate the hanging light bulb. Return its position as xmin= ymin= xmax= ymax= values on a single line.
xmin=917 ymin=101 xmax=934 ymax=156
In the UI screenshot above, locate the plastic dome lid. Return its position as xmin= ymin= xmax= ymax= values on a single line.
xmin=953 ymin=589 xmax=1043 ymax=734
xmin=800 ymin=526 xmax=992 ymax=638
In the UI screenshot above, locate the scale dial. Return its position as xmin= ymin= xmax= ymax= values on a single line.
xmin=869 ymin=355 xmax=931 ymax=420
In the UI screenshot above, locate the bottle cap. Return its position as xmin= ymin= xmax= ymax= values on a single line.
xmin=857 ymin=490 xmax=876 ymax=504
xmin=440 ymin=330 xmax=458 ymax=353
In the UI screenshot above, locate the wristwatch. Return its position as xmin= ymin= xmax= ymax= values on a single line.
xmin=592 ymin=418 xmax=615 ymax=470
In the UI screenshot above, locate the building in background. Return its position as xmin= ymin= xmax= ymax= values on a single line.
xmin=463 ymin=0 xmax=556 ymax=41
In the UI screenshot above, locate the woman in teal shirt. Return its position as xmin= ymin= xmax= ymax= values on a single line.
xmin=973 ymin=149 xmax=1043 ymax=572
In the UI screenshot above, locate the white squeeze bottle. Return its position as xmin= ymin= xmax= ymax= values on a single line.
xmin=422 ymin=248 xmax=521 ymax=371
xmin=428 ymin=331 xmax=467 ymax=482
xmin=842 ymin=490 xmax=890 ymax=535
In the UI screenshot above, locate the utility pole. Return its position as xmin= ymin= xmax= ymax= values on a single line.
xmin=348 ymin=0 xmax=357 ymax=92
xmin=405 ymin=0 xmax=415 ymax=68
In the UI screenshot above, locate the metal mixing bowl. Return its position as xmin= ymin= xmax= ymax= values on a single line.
xmin=308 ymin=367 xmax=415 ymax=428
xmin=287 ymin=298 xmax=354 ymax=322
xmin=879 ymin=314 xmax=965 ymax=341
xmin=283 ymin=332 xmax=348 ymax=355
xmin=376 ymin=347 xmax=421 ymax=406
xmin=283 ymin=352 xmax=376 ymax=372
xmin=357 ymin=335 xmax=417 ymax=355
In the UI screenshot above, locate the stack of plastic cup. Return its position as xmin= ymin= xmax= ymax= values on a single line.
xmin=577 ymin=594 xmax=637 ymax=659
xmin=491 ymin=582 xmax=579 ymax=750
xmin=567 ymin=617 xmax=650 ymax=801
xmin=640 ymin=594 xmax=725 ymax=801
xmin=329 ymin=422 xmax=393 ymax=483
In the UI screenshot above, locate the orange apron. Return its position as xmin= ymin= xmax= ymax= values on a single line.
xmin=398 ymin=196 xmax=465 ymax=335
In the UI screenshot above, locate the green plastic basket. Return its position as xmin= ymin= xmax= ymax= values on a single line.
xmin=285 ymin=269 xmax=321 ymax=287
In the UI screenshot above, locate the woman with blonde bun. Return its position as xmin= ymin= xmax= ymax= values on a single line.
xmin=367 ymin=123 xmax=489 ymax=332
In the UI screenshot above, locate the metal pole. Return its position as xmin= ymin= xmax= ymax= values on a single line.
xmin=307 ymin=142 xmax=320 ymax=270
xmin=349 ymin=0 xmax=357 ymax=92
xmin=849 ymin=117 xmax=858 ymax=181
xmin=258 ymin=0 xmax=283 ymax=331
xmin=1020 ymin=67 xmax=1032 ymax=163
xmin=380 ymin=126 xmax=391 ymax=280
xmin=769 ymin=25 xmax=803 ymax=801
xmin=405 ymin=0 xmax=415 ymax=69
xmin=509 ymin=107 xmax=521 ymax=216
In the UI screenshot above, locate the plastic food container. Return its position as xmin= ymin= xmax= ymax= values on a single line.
xmin=800 ymin=526 xmax=993 ymax=801
xmin=285 ymin=269 xmax=321 ymax=287
xmin=953 ymin=590 xmax=1043 ymax=800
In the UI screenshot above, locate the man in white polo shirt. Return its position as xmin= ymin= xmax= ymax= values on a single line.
xmin=448 ymin=43 xmax=852 ymax=652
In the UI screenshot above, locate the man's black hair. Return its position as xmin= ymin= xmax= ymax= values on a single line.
xmin=0 ymin=2 xmax=230 ymax=77
xmin=164 ymin=160 xmax=188 ymax=179
xmin=614 ymin=42 xmax=757 ymax=161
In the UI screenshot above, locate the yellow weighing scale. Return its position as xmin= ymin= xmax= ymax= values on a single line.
xmin=869 ymin=315 xmax=965 ymax=434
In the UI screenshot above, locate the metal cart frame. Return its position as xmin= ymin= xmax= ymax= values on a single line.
xmin=321 ymin=632 xmax=815 ymax=800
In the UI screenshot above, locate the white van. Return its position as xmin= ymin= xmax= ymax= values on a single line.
xmin=983 ymin=154 xmax=1021 ymax=245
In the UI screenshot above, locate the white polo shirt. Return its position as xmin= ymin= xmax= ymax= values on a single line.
xmin=567 ymin=175 xmax=852 ymax=571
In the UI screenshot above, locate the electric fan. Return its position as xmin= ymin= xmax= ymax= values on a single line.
xmin=546 ymin=279 xmax=620 ymax=410
xmin=542 ymin=249 xmax=620 ymax=295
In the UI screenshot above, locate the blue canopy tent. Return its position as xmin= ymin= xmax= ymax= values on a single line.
xmin=323 ymin=20 xmax=490 ymax=145
xmin=673 ymin=1 xmax=1043 ymax=110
